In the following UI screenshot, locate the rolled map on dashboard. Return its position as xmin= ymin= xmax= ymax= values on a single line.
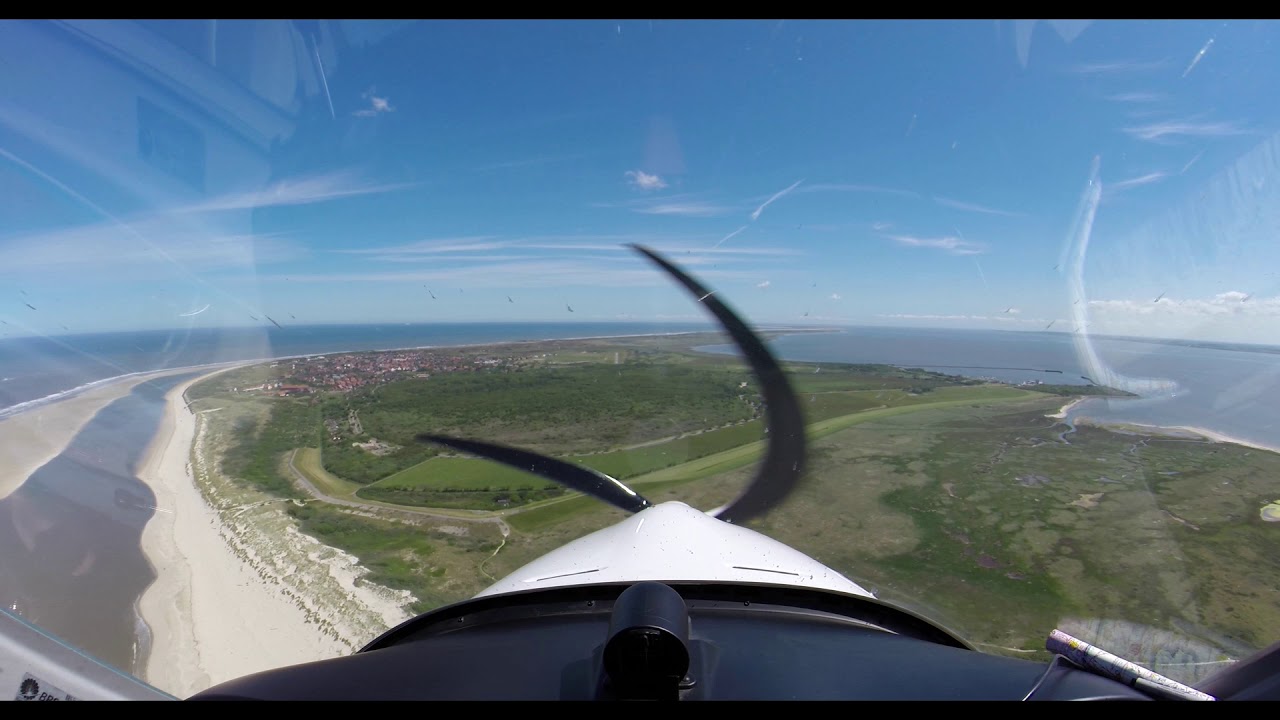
xmin=1046 ymin=628 xmax=1216 ymax=701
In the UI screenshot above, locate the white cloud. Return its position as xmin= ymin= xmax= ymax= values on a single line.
xmin=264 ymin=260 xmax=762 ymax=288
xmin=596 ymin=193 xmax=734 ymax=217
xmin=181 ymin=170 xmax=414 ymax=213
xmin=634 ymin=201 xmax=730 ymax=217
xmin=1085 ymin=292 xmax=1280 ymax=343
xmin=798 ymin=183 xmax=918 ymax=198
xmin=1122 ymin=118 xmax=1251 ymax=143
xmin=1110 ymin=172 xmax=1169 ymax=191
xmin=0 ymin=217 xmax=301 ymax=273
xmin=524 ymin=242 xmax=796 ymax=256
xmin=887 ymin=234 xmax=988 ymax=255
xmin=1068 ymin=59 xmax=1170 ymax=75
xmin=625 ymin=170 xmax=667 ymax=191
xmin=1107 ymin=91 xmax=1165 ymax=103
xmin=332 ymin=235 xmax=802 ymax=266
xmin=336 ymin=236 xmax=505 ymax=255
xmin=353 ymin=87 xmax=395 ymax=117
xmin=363 ymin=254 xmax=540 ymax=263
xmin=829 ymin=293 xmax=842 ymax=301
xmin=1089 ymin=291 xmax=1276 ymax=317
xmin=750 ymin=179 xmax=803 ymax=221
xmin=933 ymin=196 xmax=1026 ymax=218
xmin=756 ymin=280 xmax=771 ymax=289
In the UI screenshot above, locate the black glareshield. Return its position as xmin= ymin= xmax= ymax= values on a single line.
xmin=417 ymin=244 xmax=807 ymax=524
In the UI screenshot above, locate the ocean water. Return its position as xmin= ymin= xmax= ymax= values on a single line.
xmin=0 ymin=372 xmax=197 ymax=678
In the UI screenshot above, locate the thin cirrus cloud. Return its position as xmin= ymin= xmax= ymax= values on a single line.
xmin=635 ymin=200 xmax=730 ymax=217
xmin=1110 ymin=172 xmax=1169 ymax=191
xmin=264 ymin=259 xmax=763 ymax=288
xmin=1122 ymin=118 xmax=1251 ymax=143
xmin=334 ymin=234 xmax=801 ymax=259
xmin=887 ymin=233 xmax=988 ymax=255
xmin=598 ymin=190 xmax=736 ymax=218
xmin=624 ymin=169 xmax=667 ymax=191
xmin=1107 ymin=91 xmax=1166 ymax=103
xmin=933 ymin=195 xmax=1026 ymax=218
xmin=364 ymin=254 xmax=541 ymax=264
xmin=797 ymin=183 xmax=919 ymax=199
xmin=335 ymin=236 xmax=507 ymax=255
xmin=0 ymin=218 xmax=303 ymax=272
xmin=179 ymin=171 xmax=416 ymax=214
xmin=1067 ymin=59 xmax=1170 ymax=75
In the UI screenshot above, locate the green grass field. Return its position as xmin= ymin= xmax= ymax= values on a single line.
xmin=747 ymin=400 xmax=1280 ymax=683
xmin=363 ymin=385 xmax=1037 ymax=507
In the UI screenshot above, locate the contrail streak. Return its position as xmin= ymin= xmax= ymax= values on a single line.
xmin=750 ymin=179 xmax=803 ymax=221
xmin=1182 ymin=37 xmax=1214 ymax=78
xmin=713 ymin=225 xmax=747 ymax=249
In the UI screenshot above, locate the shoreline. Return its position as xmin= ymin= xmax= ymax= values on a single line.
xmin=1074 ymin=417 xmax=1280 ymax=456
xmin=135 ymin=364 xmax=417 ymax=698
xmin=0 ymin=365 xmax=229 ymax=501
xmin=1046 ymin=397 xmax=1088 ymax=420
xmin=134 ymin=363 xmax=351 ymax=697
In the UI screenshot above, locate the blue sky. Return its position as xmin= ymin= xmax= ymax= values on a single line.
xmin=2 ymin=19 xmax=1279 ymax=343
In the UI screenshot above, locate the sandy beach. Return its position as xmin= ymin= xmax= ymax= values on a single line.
xmin=0 ymin=367 xmax=212 ymax=500
xmin=135 ymin=365 xmax=413 ymax=698
xmin=1142 ymin=423 xmax=1280 ymax=456
xmin=1046 ymin=397 xmax=1087 ymax=420
xmin=136 ymin=366 xmax=342 ymax=697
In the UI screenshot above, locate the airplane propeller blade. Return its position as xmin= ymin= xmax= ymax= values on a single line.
xmin=416 ymin=434 xmax=652 ymax=514
xmin=417 ymin=244 xmax=805 ymax=526
xmin=627 ymin=243 xmax=805 ymax=525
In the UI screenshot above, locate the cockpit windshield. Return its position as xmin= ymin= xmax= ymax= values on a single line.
xmin=1 ymin=19 xmax=1278 ymax=699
